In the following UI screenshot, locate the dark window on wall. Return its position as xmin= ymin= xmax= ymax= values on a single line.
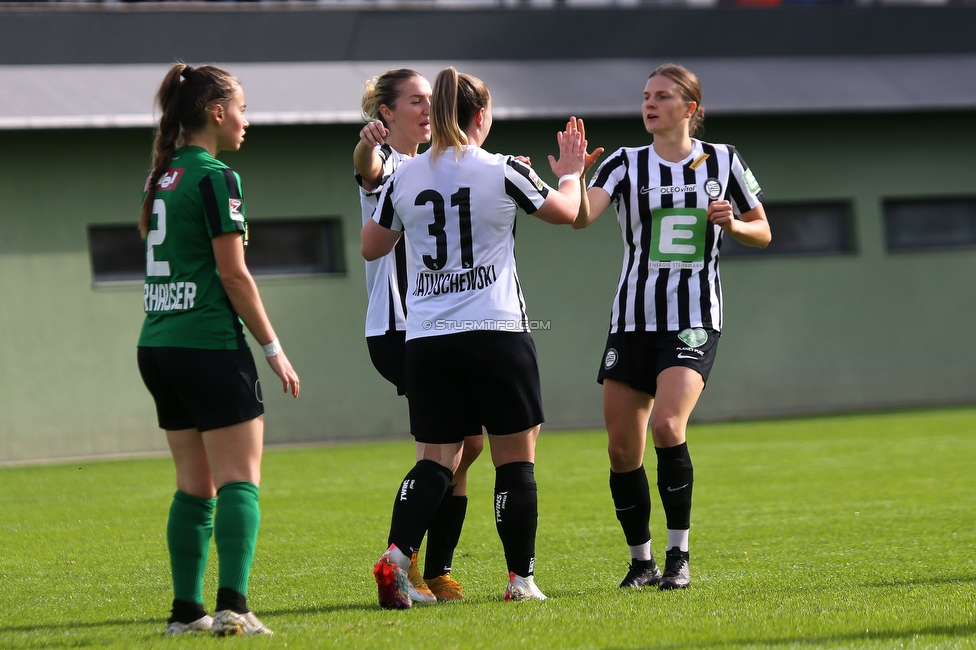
xmin=884 ymin=198 xmax=976 ymax=251
xmin=246 ymin=219 xmax=345 ymax=277
xmin=88 ymin=218 xmax=345 ymax=285
xmin=88 ymin=225 xmax=145 ymax=283
xmin=722 ymin=201 xmax=854 ymax=258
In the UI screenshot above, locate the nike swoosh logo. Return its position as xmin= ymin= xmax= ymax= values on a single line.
xmin=614 ymin=505 xmax=636 ymax=512
xmin=639 ymin=187 xmax=655 ymax=195
xmin=676 ymin=353 xmax=699 ymax=360
xmin=667 ymin=484 xmax=689 ymax=492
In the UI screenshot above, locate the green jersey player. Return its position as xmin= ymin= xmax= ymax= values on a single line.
xmin=139 ymin=145 xmax=250 ymax=349
xmin=136 ymin=63 xmax=299 ymax=637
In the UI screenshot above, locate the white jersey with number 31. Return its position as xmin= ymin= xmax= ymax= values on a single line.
xmin=374 ymin=146 xmax=552 ymax=341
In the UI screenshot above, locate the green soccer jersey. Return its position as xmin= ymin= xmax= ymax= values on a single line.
xmin=137 ymin=146 xmax=249 ymax=350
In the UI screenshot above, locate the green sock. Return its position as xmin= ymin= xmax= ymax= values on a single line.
xmin=214 ymin=481 xmax=260 ymax=597
xmin=167 ymin=491 xmax=215 ymax=604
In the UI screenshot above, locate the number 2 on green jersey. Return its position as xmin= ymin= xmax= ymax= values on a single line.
xmin=147 ymin=198 xmax=170 ymax=277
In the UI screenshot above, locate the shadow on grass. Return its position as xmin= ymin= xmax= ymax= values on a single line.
xmin=0 ymin=599 xmax=394 ymax=636
xmin=867 ymin=573 xmax=976 ymax=589
xmin=263 ymin=601 xmax=395 ymax=616
xmin=0 ymin=618 xmax=159 ymax=634
xmin=604 ymin=622 xmax=976 ymax=649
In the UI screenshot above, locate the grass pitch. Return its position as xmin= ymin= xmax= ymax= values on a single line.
xmin=1 ymin=408 xmax=975 ymax=649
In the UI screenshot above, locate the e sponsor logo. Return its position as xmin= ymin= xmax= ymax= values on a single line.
xmin=650 ymin=208 xmax=707 ymax=267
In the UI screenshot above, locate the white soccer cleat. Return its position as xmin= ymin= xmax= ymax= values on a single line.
xmin=163 ymin=614 xmax=213 ymax=634
xmin=504 ymin=572 xmax=548 ymax=601
xmin=374 ymin=545 xmax=412 ymax=610
xmin=211 ymin=610 xmax=273 ymax=636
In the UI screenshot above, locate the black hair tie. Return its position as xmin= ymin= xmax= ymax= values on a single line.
xmin=181 ymin=65 xmax=195 ymax=79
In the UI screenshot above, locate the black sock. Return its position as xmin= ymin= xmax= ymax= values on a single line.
xmin=494 ymin=461 xmax=538 ymax=577
xmin=656 ymin=442 xmax=693 ymax=530
xmin=609 ymin=466 xmax=652 ymax=547
xmin=388 ymin=459 xmax=454 ymax=554
xmin=215 ymin=587 xmax=248 ymax=614
xmin=169 ymin=599 xmax=207 ymax=625
xmin=424 ymin=486 xmax=468 ymax=579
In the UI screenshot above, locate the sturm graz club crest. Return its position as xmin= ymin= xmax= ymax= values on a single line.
xmin=704 ymin=178 xmax=723 ymax=201
xmin=604 ymin=348 xmax=618 ymax=369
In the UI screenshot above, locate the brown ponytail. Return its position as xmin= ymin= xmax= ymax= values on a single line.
xmin=140 ymin=63 xmax=239 ymax=237
xmin=429 ymin=67 xmax=490 ymax=162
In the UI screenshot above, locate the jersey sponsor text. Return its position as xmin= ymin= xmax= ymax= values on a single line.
xmin=661 ymin=184 xmax=698 ymax=194
xmin=144 ymin=168 xmax=185 ymax=192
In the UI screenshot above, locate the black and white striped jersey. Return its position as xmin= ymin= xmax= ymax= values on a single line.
xmin=374 ymin=145 xmax=552 ymax=341
xmin=357 ymin=143 xmax=410 ymax=337
xmin=589 ymin=139 xmax=763 ymax=333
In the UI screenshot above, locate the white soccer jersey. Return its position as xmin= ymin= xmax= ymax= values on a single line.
xmin=358 ymin=144 xmax=411 ymax=337
xmin=374 ymin=145 xmax=552 ymax=341
xmin=589 ymin=139 xmax=764 ymax=333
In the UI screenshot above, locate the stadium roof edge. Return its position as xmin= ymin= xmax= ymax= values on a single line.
xmin=2 ymin=55 xmax=975 ymax=131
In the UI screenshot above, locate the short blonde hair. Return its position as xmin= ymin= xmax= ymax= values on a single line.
xmin=361 ymin=69 xmax=423 ymax=126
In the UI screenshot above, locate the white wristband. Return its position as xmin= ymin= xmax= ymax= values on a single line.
xmin=558 ymin=173 xmax=580 ymax=185
xmin=262 ymin=338 xmax=282 ymax=358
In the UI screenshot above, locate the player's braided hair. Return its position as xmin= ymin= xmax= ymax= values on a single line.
xmin=430 ymin=66 xmax=490 ymax=162
xmin=361 ymin=69 xmax=422 ymax=126
xmin=649 ymin=63 xmax=705 ymax=136
xmin=139 ymin=63 xmax=239 ymax=238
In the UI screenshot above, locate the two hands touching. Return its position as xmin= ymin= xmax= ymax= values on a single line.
xmin=548 ymin=116 xmax=601 ymax=181
xmin=553 ymin=116 xmax=603 ymax=179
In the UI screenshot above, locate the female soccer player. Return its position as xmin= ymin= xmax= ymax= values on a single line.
xmin=574 ymin=64 xmax=770 ymax=590
xmin=137 ymin=63 xmax=300 ymax=635
xmin=361 ymin=66 xmax=586 ymax=608
xmin=355 ymin=69 xmax=484 ymax=603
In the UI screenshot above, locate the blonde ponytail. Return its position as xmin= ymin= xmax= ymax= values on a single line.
xmin=430 ymin=67 xmax=490 ymax=162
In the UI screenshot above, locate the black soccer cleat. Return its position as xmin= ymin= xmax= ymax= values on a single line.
xmin=658 ymin=548 xmax=690 ymax=590
xmin=618 ymin=557 xmax=662 ymax=588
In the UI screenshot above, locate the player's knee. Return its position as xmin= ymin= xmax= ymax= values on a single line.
xmin=650 ymin=416 xmax=684 ymax=447
xmin=607 ymin=441 xmax=641 ymax=472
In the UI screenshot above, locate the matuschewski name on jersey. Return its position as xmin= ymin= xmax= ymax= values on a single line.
xmin=373 ymin=146 xmax=552 ymax=341
xmin=590 ymin=139 xmax=763 ymax=333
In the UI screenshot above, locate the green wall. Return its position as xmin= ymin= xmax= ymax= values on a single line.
xmin=1 ymin=112 xmax=974 ymax=462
